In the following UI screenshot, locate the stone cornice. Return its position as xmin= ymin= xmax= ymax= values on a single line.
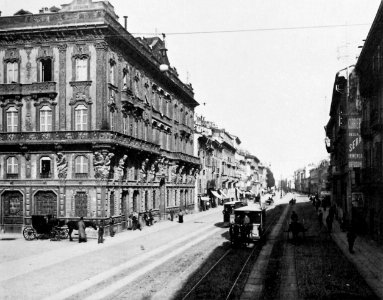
xmin=0 ymin=8 xmax=199 ymax=109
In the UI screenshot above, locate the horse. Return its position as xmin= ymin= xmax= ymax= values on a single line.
xmin=66 ymin=220 xmax=98 ymax=241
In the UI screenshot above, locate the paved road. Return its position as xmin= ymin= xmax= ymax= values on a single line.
xmin=0 ymin=207 xmax=227 ymax=300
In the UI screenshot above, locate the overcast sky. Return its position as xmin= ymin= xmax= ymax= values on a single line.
xmin=1 ymin=0 xmax=381 ymax=179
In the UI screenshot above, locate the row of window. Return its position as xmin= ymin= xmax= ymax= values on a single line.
xmin=6 ymin=155 xmax=88 ymax=178
xmin=5 ymin=58 xmax=85 ymax=84
xmin=4 ymin=104 xmax=87 ymax=132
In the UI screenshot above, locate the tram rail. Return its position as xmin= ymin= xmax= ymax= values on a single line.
xmin=180 ymin=205 xmax=285 ymax=300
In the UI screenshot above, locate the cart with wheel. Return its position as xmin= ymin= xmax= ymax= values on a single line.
xmin=23 ymin=215 xmax=68 ymax=241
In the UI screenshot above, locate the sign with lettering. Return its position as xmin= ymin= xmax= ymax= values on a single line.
xmin=347 ymin=117 xmax=363 ymax=169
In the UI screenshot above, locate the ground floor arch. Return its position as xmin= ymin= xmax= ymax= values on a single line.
xmin=1 ymin=190 xmax=24 ymax=233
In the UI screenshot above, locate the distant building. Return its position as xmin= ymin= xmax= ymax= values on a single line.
xmin=194 ymin=115 xmax=266 ymax=205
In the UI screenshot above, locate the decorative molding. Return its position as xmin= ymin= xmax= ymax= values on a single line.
xmin=57 ymin=44 xmax=68 ymax=53
xmin=3 ymin=48 xmax=20 ymax=63
xmin=94 ymin=42 xmax=108 ymax=51
xmin=72 ymin=44 xmax=90 ymax=59
xmin=69 ymin=81 xmax=92 ymax=105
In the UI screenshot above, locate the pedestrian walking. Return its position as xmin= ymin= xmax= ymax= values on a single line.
xmin=178 ymin=210 xmax=184 ymax=223
xmin=170 ymin=209 xmax=174 ymax=221
xmin=132 ymin=212 xmax=141 ymax=231
xmin=143 ymin=212 xmax=149 ymax=226
xmin=347 ymin=226 xmax=357 ymax=254
xmin=109 ymin=217 xmax=115 ymax=237
xmin=148 ymin=209 xmax=154 ymax=226
xmin=291 ymin=211 xmax=298 ymax=223
xmin=98 ymin=220 xmax=104 ymax=244
xmin=78 ymin=216 xmax=87 ymax=243
xmin=326 ymin=214 xmax=333 ymax=232
xmin=318 ymin=206 xmax=324 ymax=229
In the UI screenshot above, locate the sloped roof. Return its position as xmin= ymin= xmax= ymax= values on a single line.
xmin=14 ymin=9 xmax=32 ymax=15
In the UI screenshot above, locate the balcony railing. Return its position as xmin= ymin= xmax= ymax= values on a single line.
xmin=0 ymin=130 xmax=201 ymax=166
xmin=6 ymin=173 xmax=19 ymax=179
xmin=40 ymin=172 xmax=52 ymax=179
xmin=0 ymin=130 xmax=161 ymax=154
xmin=0 ymin=82 xmax=57 ymax=98
xmin=75 ymin=173 xmax=89 ymax=179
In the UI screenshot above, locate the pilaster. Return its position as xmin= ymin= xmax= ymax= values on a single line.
xmin=58 ymin=44 xmax=67 ymax=130
xmin=95 ymin=42 xmax=108 ymax=129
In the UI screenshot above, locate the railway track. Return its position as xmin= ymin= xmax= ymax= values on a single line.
xmin=178 ymin=204 xmax=286 ymax=300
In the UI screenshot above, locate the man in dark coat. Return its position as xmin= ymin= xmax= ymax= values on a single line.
xmin=98 ymin=220 xmax=104 ymax=244
xmin=78 ymin=217 xmax=87 ymax=243
xmin=109 ymin=217 xmax=115 ymax=237
xmin=347 ymin=226 xmax=357 ymax=253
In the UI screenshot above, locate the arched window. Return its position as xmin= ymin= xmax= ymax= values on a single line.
xmin=6 ymin=62 xmax=18 ymax=83
xmin=75 ymin=155 xmax=88 ymax=177
xmin=75 ymin=58 xmax=88 ymax=81
xmin=6 ymin=156 xmax=18 ymax=178
xmin=40 ymin=105 xmax=52 ymax=131
xmin=6 ymin=106 xmax=18 ymax=132
xmin=40 ymin=157 xmax=52 ymax=178
xmin=75 ymin=105 xmax=88 ymax=130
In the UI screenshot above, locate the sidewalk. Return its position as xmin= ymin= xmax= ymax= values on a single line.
xmin=323 ymin=209 xmax=383 ymax=299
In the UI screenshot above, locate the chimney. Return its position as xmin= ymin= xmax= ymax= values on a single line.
xmin=123 ymin=16 xmax=128 ymax=30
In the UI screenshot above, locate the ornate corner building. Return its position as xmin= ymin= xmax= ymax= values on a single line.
xmin=0 ymin=0 xmax=200 ymax=233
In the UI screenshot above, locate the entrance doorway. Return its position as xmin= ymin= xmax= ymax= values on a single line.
xmin=1 ymin=191 xmax=23 ymax=233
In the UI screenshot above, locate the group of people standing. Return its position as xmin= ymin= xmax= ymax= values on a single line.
xmin=310 ymin=194 xmax=357 ymax=254
xmin=230 ymin=214 xmax=252 ymax=245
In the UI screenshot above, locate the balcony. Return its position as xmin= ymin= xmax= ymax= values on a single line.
xmin=0 ymin=130 xmax=161 ymax=155
xmin=0 ymin=82 xmax=57 ymax=99
xmin=40 ymin=172 xmax=52 ymax=179
xmin=6 ymin=173 xmax=19 ymax=179
xmin=160 ymin=149 xmax=200 ymax=165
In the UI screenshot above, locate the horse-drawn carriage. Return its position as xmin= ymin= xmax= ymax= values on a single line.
xmin=229 ymin=203 xmax=266 ymax=246
xmin=23 ymin=215 xmax=69 ymax=241
xmin=265 ymin=197 xmax=274 ymax=206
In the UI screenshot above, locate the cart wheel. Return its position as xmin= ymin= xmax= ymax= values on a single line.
xmin=23 ymin=227 xmax=36 ymax=241
xmin=50 ymin=229 xmax=60 ymax=241
xmin=59 ymin=229 xmax=69 ymax=239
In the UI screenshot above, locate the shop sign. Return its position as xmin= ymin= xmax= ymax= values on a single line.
xmin=348 ymin=117 xmax=363 ymax=169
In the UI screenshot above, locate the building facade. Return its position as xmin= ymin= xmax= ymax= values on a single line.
xmin=355 ymin=2 xmax=383 ymax=242
xmin=326 ymin=67 xmax=365 ymax=234
xmin=0 ymin=0 xmax=200 ymax=233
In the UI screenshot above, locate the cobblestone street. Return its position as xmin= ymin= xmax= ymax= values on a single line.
xmin=257 ymin=197 xmax=379 ymax=300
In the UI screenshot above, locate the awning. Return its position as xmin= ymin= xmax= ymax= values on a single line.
xmin=211 ymin=191 xmax=223 ymax=199
xmin=201 ymin=197 xmax=210 ymax=201
xmin=220 ymin=191 xmax=229 ymax=199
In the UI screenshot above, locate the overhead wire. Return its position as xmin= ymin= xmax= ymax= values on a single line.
xmin=130 ymin=23 xmax=371 ymax=36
